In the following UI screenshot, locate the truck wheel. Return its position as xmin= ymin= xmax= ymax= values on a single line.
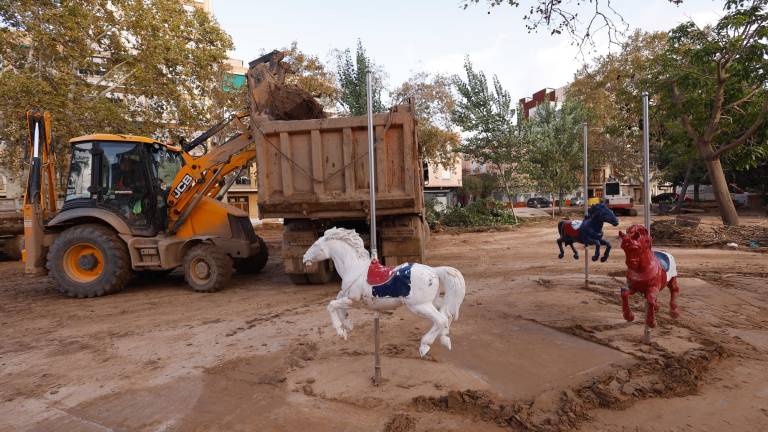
xmin=307 ymin=261 xmax=335 ymax=284
xmin=46 ymin=224 xmax=131 ymax=298
xmin=288 ymin=274 xmax=309 ymax=284
xmin=234 ymin=237 xmax=269 ymax=274
xmin=183 ymin=244 xmax=232 ymax=292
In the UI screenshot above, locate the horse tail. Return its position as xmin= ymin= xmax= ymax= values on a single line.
xmin=557 ymin=220 xmax=564 ymax=238
xmin=434 ymin=266 xmax=466 ymax=322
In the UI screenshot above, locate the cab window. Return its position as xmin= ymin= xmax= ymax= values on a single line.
xmin=151 ymin=146 xmax=184 ymax=190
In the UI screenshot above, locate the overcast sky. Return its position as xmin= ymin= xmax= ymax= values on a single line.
xmin=212 ymin=0 xmax=723 ymax=102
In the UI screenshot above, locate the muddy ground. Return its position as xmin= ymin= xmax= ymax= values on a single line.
xmin=0 ymin=215 xmax=766 ymax=432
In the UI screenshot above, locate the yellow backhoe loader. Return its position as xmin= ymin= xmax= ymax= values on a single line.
xmin=22 ymin=50 xmax=325 ymax=298
xmin=23 ymin=110 xmax=268 ymax=297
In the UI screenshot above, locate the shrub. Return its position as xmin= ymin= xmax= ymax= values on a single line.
xmin=431 ymin=199 xmax=517 ymax=228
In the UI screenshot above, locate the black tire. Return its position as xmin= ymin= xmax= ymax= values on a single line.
xmin=183 ymin=243 xmax=232 ymax=292
xmin=46 ymin=224 xmax=132 ymax=298
xmin=234 ymin=237 xmax=269 ymax=274
xmin=306 ymin=260 xmax=335 ymax=284
xmin=3 ymin=235 xmax=23 ymax=261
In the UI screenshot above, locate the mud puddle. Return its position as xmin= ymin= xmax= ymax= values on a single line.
xmin=432 ymin=319 xmax=632 ymax=400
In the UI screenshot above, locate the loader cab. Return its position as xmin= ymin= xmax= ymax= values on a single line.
xmin=64 ymin=134 xmax=184 ymax=236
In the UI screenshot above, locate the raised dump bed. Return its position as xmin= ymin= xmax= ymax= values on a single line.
xmin=251 ymin=103 xmax=427 ymax=283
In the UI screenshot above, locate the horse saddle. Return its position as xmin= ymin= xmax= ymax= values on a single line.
xmin=653 ymin=251 xmax=678 ymax=281
xmin=367 ymin=260 xmax=413 ymax=298
xmin=563 ymin=220 xmax=583 ymax=237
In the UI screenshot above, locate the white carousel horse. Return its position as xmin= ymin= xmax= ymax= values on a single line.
xmin=303 ymin=227 xmax=466 ymax=357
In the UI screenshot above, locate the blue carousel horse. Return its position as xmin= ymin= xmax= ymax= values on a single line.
xmin=557 ymin=202 xmax=619 ymax=262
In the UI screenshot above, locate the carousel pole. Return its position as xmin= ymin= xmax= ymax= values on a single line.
xmin=642 ymin=92 xmax=652 ymax=344
xmin=366 ymin=71 xmax=382 ymax=385
xmin=582 ymin=123 xmax=589 ymax=288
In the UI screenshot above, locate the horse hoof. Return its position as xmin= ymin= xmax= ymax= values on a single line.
xmin=670 ymin=310 xmax=680 ymax=319
xmin=558 ymin=253 xmax=564 ymax=259
xmin=440 ymin=336 xmax=452 ymax=350
xmin=573 ymin=254 xmax=579 ymax=260
xmin=624 ymin=313 xmax=635 ymax=322
xmin=592 ymin=256 xmax=599 ymax=262
xmin=419 ymin=345 xmax=430 ymax=358
xmin=600 ymin=256 xmax=608 ymax=262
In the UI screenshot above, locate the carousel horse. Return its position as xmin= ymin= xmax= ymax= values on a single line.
xmin=557 ymin=202 xmax=620 ymax=262
xmin=619 ymin=224 xmax=680 ymax=328
xmin=303 ymin=227 xmax=466 ymax=357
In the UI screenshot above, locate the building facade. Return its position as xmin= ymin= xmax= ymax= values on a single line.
xmin=518 ymin=86 xmax=567 ymax=120
xmin=424 ymin=158 xmax=463 ymax=209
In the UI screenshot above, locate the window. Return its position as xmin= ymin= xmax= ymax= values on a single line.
xmin=151 ymin=146 xmax=184 ymax=189
xmin=66 ymin=143 xmax=93 ymax=200
xmin=440 ymin=169 xmax=452 ymax=180
xmin=227 ymin=195 xmax=249 ymax=212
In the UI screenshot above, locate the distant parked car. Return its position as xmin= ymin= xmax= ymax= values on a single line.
xmin=526 ymin=197 xmax=551 ymax=208
xmin=652 ymin=193 xmax=691 ymax=204
xmin=571 ymin=197 xmax=585 ymax=207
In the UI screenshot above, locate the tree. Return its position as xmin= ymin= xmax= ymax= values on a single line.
xmin=461 ymin=0 xmax=685 ymax=52
xmin=524 ymin=98 xmax=587 ymax=213
xmin=661 ymin=0 xmax=768 ymax=225
xmin=391 ymin=72 xmax=460 ymax=167
xmin=280 ymin=41 xmax=339 ymax=109
xmin=0 ymin=0 xmax=235 ymax=175
xmin=568 ymin=31 xmax=670 ymax=183
xmin=334 ymin=40 xmax=385 ymax=115
xmin=451 ymin=57 xmax=527 ymax=221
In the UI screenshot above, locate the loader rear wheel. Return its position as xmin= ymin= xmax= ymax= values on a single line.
xmin=234 ymin=237 xmax=269 ymax=274
xmin=183 ymin=244 xmax=232 ymax=293
xmin=47 ymin=224 xmax=131 ymax=298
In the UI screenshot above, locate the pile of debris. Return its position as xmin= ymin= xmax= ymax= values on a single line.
xmin=651 ymin=219 xmax=768 ymax=249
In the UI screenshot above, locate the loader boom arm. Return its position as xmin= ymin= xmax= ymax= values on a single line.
xmin=166 ymin=113 xmax=257 ymax=233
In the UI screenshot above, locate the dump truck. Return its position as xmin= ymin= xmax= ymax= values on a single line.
xmin=247 ymin=67 xmax=428 ymax=283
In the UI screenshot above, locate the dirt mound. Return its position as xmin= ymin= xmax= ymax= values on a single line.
xmin=247 ymin=51 xmax=325 ymax=121
xmin=383 ymin=413 xmax=417 ymax=432
xmin=411 ymin=344 xmax=726 ymax=432
xmin=651 ymin=220 xmax=768 ymax=249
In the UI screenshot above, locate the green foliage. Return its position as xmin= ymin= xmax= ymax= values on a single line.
xmin=334 ymin=40 xmax=385 ymax=115
xmin=0 ymin=0 xmax=235 ymax=174
xmin=451 ymin=57 xmax=527 ymax=206
xmin=458 ymin=173 xmax=497 ymax=202
xmin=661 ymin=0 xmax=768 ymax=165
xmin=523 ymin=98 xmax=586 ymax=206
xmin=392 ymin=72 xmax=460 ymax=167
xmin=432 ymin=199 xmax=518 ymax=228
xmin=568 ymin=31 xmax=670 ymax=182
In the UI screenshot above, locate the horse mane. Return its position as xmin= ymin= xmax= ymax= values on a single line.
xmin=322 ymin=227 xmax=371 ymax=260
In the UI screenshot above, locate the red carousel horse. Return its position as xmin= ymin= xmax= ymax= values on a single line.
xmin=618 ymin=225 xmax=680 ymax=329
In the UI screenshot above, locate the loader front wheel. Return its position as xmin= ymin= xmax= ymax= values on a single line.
xmin=183 ymin=244 xmax=232 ymax=293
xmin=234 ymin=237 xmax=269 ymax=274
xmin=47 ymin=224 xmax=131 ymax=298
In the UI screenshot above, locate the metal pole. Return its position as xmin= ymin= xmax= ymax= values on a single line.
xmin=642 ymin=92 xmax=651 ymax=231
xmin=366 ymin=71 xmax=378 ymax=260
xmin=582 ymin=123 xmax=589 ymax=288
xmin=366 ymin=71 xmax=382 ymax=386
xmin=642 ymin=92 xmax=652 ymax=343
xmin=373 ymin=311 xmax=381 ymax=385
